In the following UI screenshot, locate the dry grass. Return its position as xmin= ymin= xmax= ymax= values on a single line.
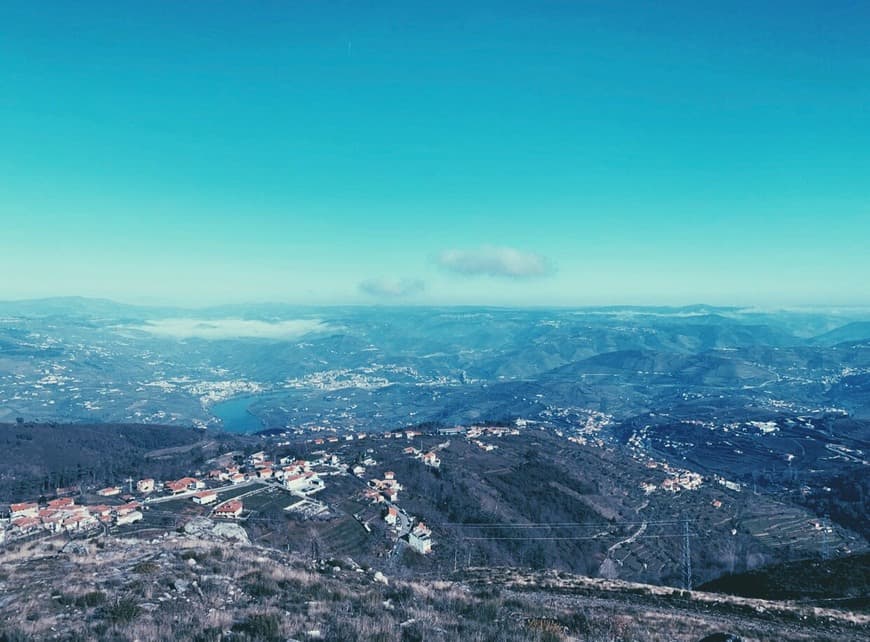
xmin=0 ymin=535 xmax=866 ymax=641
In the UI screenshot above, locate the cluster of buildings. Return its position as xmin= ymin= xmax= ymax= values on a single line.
xmin=365 ymin=471 xmax=402 ymax=503
xmin=4 ymin=497 xmax=142 ymax=540
xmin=403 ymin=446 xmax=441 ymax=468
xmin=464 ymin=425 xmax=522 ymax=452
xmin=637 ymin=459 xmax=705 ymax=494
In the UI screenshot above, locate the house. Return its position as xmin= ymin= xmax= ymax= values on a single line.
xmin=47 ymin=497 xmax=75 ymax=509
xmin=164 ymin=480 xmax=189 ymax=494
xmin=257 ymin=467 xmax=274 ymax=479
xmin=97 ymin=487 xmax=122 ymax=497
xmin=10 ymin=502 xmax=39 ymax=519
xmin=116 ymin=510 xmax=143 ymax=526
xmin=422 ymin=452 xmax=440 ymax=468
xmin=384 ymin=471 xmax=395 ymax=481
xmin=193 ymin=491 xmax=218 ymax=505
xmin=214 ymin=500 xmax=243 ymax=519
xmin=352 ymin=465 xmax=366 ymax=477
xmin=661 ymin=478 xmax=680 ymax=493
xmin=55 ymin=485 xmax=80 ymax=497
xmin=166 ymin=477 xmax=203 ymax=494
xmin=87 ymin=505 xmax=113 ymax=519
xmin=10 ymin=516 xmax=41 ymax=534
xmin=63 ymin=514 xmax=98 ymax=532
xmin=208 ymin=469 xmax=227 ymax=480
xmin=711 ymin=499 xmax=723 ymax=509
xmin=229 ymin=473 xmax=246 ymax=484
xmin=640 ymin=482 xmax=657 ymax=495
xmin=39 ymin=511 xmax=64 ymax=533
xmin=384 ymin=506 xmax=398 ymax=525
xmin=249 ymin=451 xmax=267 ymax=463
xmin=116 ymin=502 xmax=140 ymax=516
xmin=403 ymin=447 xmax=418 ymax=456
xmin=136 ymin=479 xmax=155 ymax=493
xmin=284 ymin=472 xmax=324 ymax=494
xmin=409 ymin=522 xmax=432 ymax=554
xmin=362 ymin=489 xmax=382 ymax=503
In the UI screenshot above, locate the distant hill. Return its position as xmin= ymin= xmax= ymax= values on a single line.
xmin=811 ymin=321 xmax=870 ymax=346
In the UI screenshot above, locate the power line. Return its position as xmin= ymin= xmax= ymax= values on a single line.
xmin=682 ymin=517 xmax=692 ymax=591
xmin=444 ymin=519 xmax=696 ymax=528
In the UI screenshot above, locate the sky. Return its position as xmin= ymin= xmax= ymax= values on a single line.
xmin=1 ymin=1 xmax=868 ymax=307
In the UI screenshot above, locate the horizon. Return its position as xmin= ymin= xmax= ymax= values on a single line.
xmin=3 ymin=294 xmax=870 ymax=315
xmin=3 ymin=2 xmax=869 ymax=306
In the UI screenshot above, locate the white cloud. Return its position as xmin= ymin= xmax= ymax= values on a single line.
xmin=436 ymin=246 xmax=551 ymax=278
xmin=358 ymin=277 xmax=425 ymax=298
xmin=128 ymin=318 xmax=330 ymax=340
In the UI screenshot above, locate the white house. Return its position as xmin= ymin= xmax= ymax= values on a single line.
xmin=192 ymin=490 xmax=218 ymax=505
xmin=116 ymin=510 xmax=143 ymax=526
xmin=409 ymin=522 xmax=432 ymax=554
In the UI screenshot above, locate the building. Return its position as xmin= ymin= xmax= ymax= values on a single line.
xmin=10 ymin=502 xmax=39 ymax=519
xmin=192 ymin=490 xmax=218 ymax=505
xmin=47 ymin=497 xmax=75 ymax=509
xmin=362 ymin=489 xmax=383 ymax=504
xmin=214 ymin=500 xmax=243 ymax=519
xmin=63 ymin=514 xmax=98 ymax=532
xmin=116 ymin=510 xmax=143 ymax=526
xmin=96 ymin=487 xmax=121 ymax=497
xmin=10 ymin=516 xmax=41 ymax=534
xmin=422 ymin=452 xmax=440 ymax=468
xmin=409 ymin=522 xmax=432 ymax=554
xmin=116 ymin=502 xmax=140 ymax=516
xmin=136 ymin=479 xmax=155 ymax=493
xmin=385 ymin=506 xmax=398 ymax=525
xmin=284 ymin=472 xmax=324 ymax=494
xmin=88 ymin=505 xmax=113 ymax=519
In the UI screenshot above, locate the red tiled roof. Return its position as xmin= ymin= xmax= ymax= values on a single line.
xmin=215 ymin=500 xmax=243 ymax=514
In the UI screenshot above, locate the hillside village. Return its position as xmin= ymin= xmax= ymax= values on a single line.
xmin=0 ymin=423 xmax=571 ymax=550
xmin=0 ymin=418 xmax=758 ymax=549
xmin=1 ymin=417 xmax=853 ymax=591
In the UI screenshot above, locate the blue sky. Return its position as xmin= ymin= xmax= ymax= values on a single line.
xmin=1 ymin=1 xmax=868 ymax=306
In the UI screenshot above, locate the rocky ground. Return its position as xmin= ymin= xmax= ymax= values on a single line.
xmin=0 ymin=528 xmax=866 ymax=641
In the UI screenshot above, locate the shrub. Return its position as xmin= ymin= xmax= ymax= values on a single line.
xmin=231 ymin=613 xmax=282 ymax=641
xmin=77 ymin=591 xmax=107 ymax=608
xmin=245 ymin=576 xmax=280 ymax=598
xmin=132 ymin=561 xmax=160 ymax=574
xmin=103 ymin=598 xmax=141 ymax=624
